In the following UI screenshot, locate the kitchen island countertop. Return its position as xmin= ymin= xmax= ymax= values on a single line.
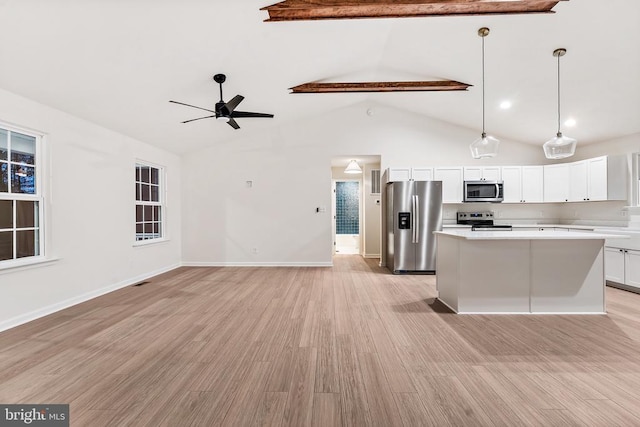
xmin=435 ymin=229 xmax=627 ymax=240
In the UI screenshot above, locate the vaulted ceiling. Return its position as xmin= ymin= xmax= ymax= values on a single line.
xmin=0 ymin=1 xmax=638 ymax=154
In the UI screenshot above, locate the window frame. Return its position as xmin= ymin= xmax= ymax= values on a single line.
xmin=0 ymin=122 xmax=45 ymax=267
xmin=134 ymin=160 xmax=166 ymax=245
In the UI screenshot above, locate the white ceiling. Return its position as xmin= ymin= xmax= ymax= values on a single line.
xmin=0 ymin=1 xmax=638 ymax=155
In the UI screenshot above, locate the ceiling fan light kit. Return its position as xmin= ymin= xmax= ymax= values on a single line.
xmin=169 ymin=74 xmax=274 ymax=130
xmin=543 ymin=48 xmax=577 ymax=159
xmin=469 ymin=27 xmax=500 ymax=159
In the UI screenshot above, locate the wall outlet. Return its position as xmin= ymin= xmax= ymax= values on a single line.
xmin=621 ymin=210 xmax=628 ymax=217
xmin=251 ymin=247 xmax=258 ymax=254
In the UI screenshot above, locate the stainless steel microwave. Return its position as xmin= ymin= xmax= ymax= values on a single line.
xmin=463 ymin=180 xmax=504 ymax=203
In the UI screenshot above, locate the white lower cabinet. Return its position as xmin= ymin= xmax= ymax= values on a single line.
xmin=605 ymin=247 xmax=640 ymax=290
xmin=625 ymin=249 xmax=640 ymax=288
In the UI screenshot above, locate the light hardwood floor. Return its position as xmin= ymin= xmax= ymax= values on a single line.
xmin=2 ymin=256 xmax=640 ymax=426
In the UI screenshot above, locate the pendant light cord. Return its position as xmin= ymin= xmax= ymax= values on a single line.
xmin=481 ymin=34 xmax=486 ymax=136
xmin=556 ymin=52 xmax=561 ymax=135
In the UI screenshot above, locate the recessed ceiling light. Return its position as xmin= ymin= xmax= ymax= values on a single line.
xmin=499 ymin=101 xmax=512 ymax=110
xmin=564 ymin=118 xmax=577 ymax=127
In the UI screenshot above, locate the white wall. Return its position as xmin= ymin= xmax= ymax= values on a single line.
xmin=0 ymin=88 xmax=182 ymax=331
xmin=181 ymin=102 xmax=546 ymax=265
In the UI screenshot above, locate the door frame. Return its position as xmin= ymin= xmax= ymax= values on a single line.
xmin=332 ymin=178 xmax=363 ymax=256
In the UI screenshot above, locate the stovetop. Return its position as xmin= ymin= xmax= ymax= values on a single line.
xmin=457 ymin=211 xmax=512 ymax=230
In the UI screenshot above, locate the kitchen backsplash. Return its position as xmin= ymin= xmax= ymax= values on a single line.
xmin=443 ymin=200 xmax=630 ymax=227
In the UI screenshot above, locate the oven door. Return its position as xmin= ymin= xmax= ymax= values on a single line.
xmin=464 ymin=181 xmax=504 ymax=202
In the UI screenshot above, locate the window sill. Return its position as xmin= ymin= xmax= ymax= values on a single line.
xmin=0 ymin=257 xmax=60 ymax=275
xmin=133 ymin=238 xmax=170 ymax=248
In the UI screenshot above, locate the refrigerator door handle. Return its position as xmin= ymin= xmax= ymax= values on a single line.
xmin=414 ymin=194 xmax=420 ymax=243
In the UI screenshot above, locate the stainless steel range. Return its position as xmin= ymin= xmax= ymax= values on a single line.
xmin=456 ymin=211 xmax=512 ymax=231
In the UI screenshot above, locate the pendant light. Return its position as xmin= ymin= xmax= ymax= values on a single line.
xmin=470 ymin=27 xmax=499 ymax=159
xmin=543 ymin=48 xmax=577 ymax=159
xmin=344 ymin=160 xmax=362 ymax=174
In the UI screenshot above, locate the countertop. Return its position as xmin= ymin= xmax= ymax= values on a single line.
xmin=435 ymin=229 xmax=628 ymax=241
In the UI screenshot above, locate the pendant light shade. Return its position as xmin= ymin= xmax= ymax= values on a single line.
xmin=543 ymin=133 xmax=576 ymax=159
xmin=543 ymin=48 xmax=577 ymax=159
xmin=344 ymin=159 xmax=362 ymax=174
xmin=470 ymin=133 xmax=500 ymax=159
xmin=470 ymin=27 xmax=499 ymax=159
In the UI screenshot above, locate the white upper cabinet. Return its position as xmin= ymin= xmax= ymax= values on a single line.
xmin=434 ymin=167 xmax=463 ymax=203
xmin=569 ymin=161 xmax=589 ymax=201
xmin=543 ymin=163 xmax=570 ymax=202
xmin=502 ymin=166 xmax=543 ymax=203
xmin=501 ymin=166 xmax=522 ymax=203
xmin=463 ymin=166 xmax=501 ymax=181
xmin=521 ymin=166 xmax=544 ymax=203
xmin=411 ymin=167 xmax=434 ymax=181
xmin=568 ymin=155 xmax=627 ymax=202
xmin=588 ymin=156 xmax=608 ymax=200
xmin=387 ymin=155 xmax=625 ymax=204
xmin=386 ymin=167 xmax=433 ymax=182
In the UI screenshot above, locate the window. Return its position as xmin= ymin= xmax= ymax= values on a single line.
xmin=135 ymin=163 xmax=163 ymax=242
xmin=0 ymin=125 xmax=42 ymax=263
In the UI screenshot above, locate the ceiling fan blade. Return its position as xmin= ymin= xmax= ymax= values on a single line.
xmin=169 ymin=100 xmax=217 ymax=114
xmin=181 ymin=115 xmax=216 ymax=123
xmin=224 ymin=95 xmax=244 ymax=113
xmin=227 ymin=118 xmax=240 ymax=129
xmin=230 ymin=111 xmax=274 ymax=118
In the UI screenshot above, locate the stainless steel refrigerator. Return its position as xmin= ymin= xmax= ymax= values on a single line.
xmin=384 ymin=181 xmax=443 ymax=274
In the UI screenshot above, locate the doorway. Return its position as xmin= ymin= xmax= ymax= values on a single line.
xmin=333 ymin=180 xmax=361 ymax=255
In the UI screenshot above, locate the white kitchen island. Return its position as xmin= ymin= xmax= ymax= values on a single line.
xmin=435 ymin=229 xmax=625 ymax=314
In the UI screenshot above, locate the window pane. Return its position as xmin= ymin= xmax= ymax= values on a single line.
xmin=150 ymin=167 xmax=159 ymax=185
xmin=16 ymin=201 xmax=37 ymax=228
xmin=136 ymin=223 xmax=143 ymax=233
xmin=136 ymin=165 xmax=141 ymax=182
xmin=150 ymin=185 xmax=159 ymax=202
xmin=135 ymin=183 xmax=141 ymax=201
xmin=0 ymin=129 xmax=7 ymax=161
xmin=136 ymin=204 xmax=143 ymax=222
xmin=144 ymin=205 xmax=152 ymax=221
xmin=144 ymin=223 xmax=153 ymax=233
xmin=10 ymin=132 xmax=36 ymax=165
xmin=153 ymin=206 xmax=160 ymax=222
xmin=16 ymin=229 xmax=37 ymax=258
xmin=0 ymin=163 xmax=7 ymax=193
xmin=11 ymin=164 xmax=36 ymax=194
xmin=0 ymin=231 xmax=12 ymax=260
xmin=141 ymin=184 xmax=150 ymax=201
xmin=153 ymin=222 xmax=160 ymax=234
xmin=141 ymin=167 xmax=150 ymax=183
xmin=0 ymin=200 xmax=12 ymax=229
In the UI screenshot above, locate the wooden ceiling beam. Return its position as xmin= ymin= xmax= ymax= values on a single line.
xmin=262 ymin=1 xmax=567 ymax=21
xmin=290 ymin=80 xmax=471 ymax=93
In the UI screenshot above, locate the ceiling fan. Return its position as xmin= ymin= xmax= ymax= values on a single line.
xmin=169 ymin=74 xmax=274 ymax=129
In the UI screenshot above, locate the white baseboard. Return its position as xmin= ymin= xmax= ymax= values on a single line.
xmin=363 ymin=254 xmax=380 ymax=259
xmin=181 ymin=261 xmax=333 ymax=267
xmin=0 ymin=263 xmax=181 ymax=333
